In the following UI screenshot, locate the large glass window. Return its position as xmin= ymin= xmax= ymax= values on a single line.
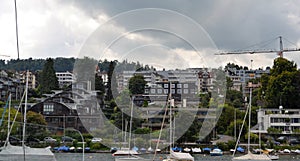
xmin=43 ymin=104 xmax=54 ymax=112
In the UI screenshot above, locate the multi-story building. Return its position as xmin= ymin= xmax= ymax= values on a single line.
xmin=0 ymin=76 xmax=24 ymax=101
xmin=252 ymin=108 xmax=300 ymax=134
xmin=116 ymin=68 xmax=210 ymax=93
xmin=226 ymin=68 xmax=270 ymax=94
xmin=19 ymin=71 xmax=37 ymax=89
xmin=56 ymin=71 xmax=75 ymax=88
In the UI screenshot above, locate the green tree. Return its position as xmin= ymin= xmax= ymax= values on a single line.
xmin=263 ymin=58 xmax=300 ymax=108
xmin=217 ymin=104 xmax=244 ymax=134
xmin=128 ymin=74 xmax=146 ymax=95
xmin=105 ymin=61 xmax=117 ymax=101
xmin=26 ymin=111 xmax=47 ymax=138
xmin=38 ymin=58 xmax=59 ymax=94
xmin=226 ymin=90 xmax=244 ymax=108
xmin=0 ymin=107 xmax=22 ymax=141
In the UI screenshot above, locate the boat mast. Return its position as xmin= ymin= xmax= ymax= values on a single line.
xmin=248 ymin=88 xmax=252 ymax=153
xmin=169 ymin=82 xmax=173 ymax=152
xmin=128 ymin=96 xmax=134 ymax=155
xmin=8 ymin=94 xmax=11 ymax=144
xmin=22 ymin=71 xmax=29 ymax=161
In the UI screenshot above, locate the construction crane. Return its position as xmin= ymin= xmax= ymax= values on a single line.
xmin=0 ymin=54 xmax=10 ymax=58
xmin=215 ymin=36 xmax=300 ymax=58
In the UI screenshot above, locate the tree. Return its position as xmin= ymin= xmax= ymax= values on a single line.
xmin=226 ymin=77 xmax=233 ymax=90
xmin=225 ymin=90 xmax=244 ymax=108
xmin=38 ymin=58 xmax=59 ymax=94
xmin=0 ymin=107 xmax=22 ymax=141
xmin=217 ymin=104 xmax=245 ymax=135
xmin=263 ymin=58 xmax=300 ymax=108
xmin=26 ymin=111 xmax=47 ymax=137
xmin=128 ymin=74 xmax=146 ymax=95
xmin=105 ymin=61 xmax=117 ymax=101
xmin=270 ymin=57 xmax=297 ymax=75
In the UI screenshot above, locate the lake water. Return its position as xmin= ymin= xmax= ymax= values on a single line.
xmin=55 ymin=153 xmax=300 ymax=161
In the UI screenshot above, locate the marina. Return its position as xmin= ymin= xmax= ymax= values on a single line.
xmin=54 ymin=153 xmax=300 ymax=161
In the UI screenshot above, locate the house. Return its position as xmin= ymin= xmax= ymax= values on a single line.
xmin=28 ymin=81 xmax=102 ymax=134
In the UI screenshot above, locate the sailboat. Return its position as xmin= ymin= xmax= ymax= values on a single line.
xmin=114 ymin=96 xmax=150 ymax=161
xmin=0 ymin=71 xmax=56 ymax=161
xmin=232 ymin=87 xmax=271 ymax=161
xmin=162 ymin=84 xmax=194 ymax=161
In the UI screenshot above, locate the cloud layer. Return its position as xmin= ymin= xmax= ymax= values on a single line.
xmin=1 ymin=0 xmax=300 ymax=69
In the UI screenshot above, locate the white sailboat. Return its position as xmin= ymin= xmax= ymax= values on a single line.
xmin=232 ymin=87 xmax=271 ymax=161
xmin=0 ymin=71 xmax=56 ymax=161
xmin=114 ymin=96 xmax=150 ymax=161
xmin=162 ymin=84 xmax=194 ymax=161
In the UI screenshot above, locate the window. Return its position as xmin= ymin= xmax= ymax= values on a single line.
xmin=184 ymin=84 xmax=188 ymax=88
xmin=177 ymin=84 xmax=182 ymax=88
xmin=171 ymin=84 xmax=175 ymax=88
xmin=164 ymin=84 xmax=169 ymax=88
xmin=151 ymin=89 xmax=156 ymax=94
xmin=184 ymin=89 xmax=189 ymax=94
xmin=177 ymin=89 xmax=182 ymax=94
xmin=43 ymin=104 xmax=54 ymax=112
xmin=171 ymin=89 xmax=175 ymax=94
xmin=157 ymin=89 xmax=162 ymax=94
xmin=164 ymin=89 xmax=169 ymax=94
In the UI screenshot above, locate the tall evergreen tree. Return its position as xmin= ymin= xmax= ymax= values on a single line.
xmin=38 ymin=58 xmax=59 ymax=94
xmin=105 ymin=61 xmax=116 ymax=101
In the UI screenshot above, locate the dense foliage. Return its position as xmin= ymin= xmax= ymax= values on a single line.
xmin=259 ymin=58 xmax=300 ymax=108
xmin=37 ymin=58 xmax=59 ymax=94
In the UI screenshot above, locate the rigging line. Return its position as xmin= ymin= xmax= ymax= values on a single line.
xmin=152 ymin=94 xmax=171 ymax=161
xmin=14 ymin=0 xmax=20 ymax=60
xmin=234 ymin=37 xmax=278 ymax=51
xmin=282 ymin=37 xmax=299 ymax=48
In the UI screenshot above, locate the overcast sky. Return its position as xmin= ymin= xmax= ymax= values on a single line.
xmin=1 ymin=0 xmax=300 ymax=69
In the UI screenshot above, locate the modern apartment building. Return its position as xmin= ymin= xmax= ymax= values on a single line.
xmin=56 ymin=71 xmax=75 ymax=88
xmin=252 ymin=108 xmax=300 ymax=134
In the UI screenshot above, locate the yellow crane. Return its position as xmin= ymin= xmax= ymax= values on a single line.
xmin=215 ymin=36 xmax=300 ymax=58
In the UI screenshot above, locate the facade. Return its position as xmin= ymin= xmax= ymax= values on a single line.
xmin=19 ymin=71 xmax=37 ymax=89
xmin=252 ymin=108 xmax=300 ymax=134
xmin=28 ymin=81 xmax=102 ymax=133
xmin=56 ymin=71 xmax=75 ymax=88
xmin=226 ymin=68 xmax=270 ymax=94
xmin=0 ymin=76 xmax=24 ymax=101
xmin=116 ymin=68 xmax=210 ymax=94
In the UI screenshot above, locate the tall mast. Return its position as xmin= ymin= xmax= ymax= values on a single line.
xmin=22 ymin=70 xmax=29 ymax=160
xmin=248 ymin=88 xmax=252 ymax=153
xmin=128 ymin=96 xmax=134 ymax=154
xmin=14 ymin=0 xmax=20 ymax=60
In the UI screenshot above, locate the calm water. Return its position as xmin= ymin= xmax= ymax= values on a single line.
xmin=55 ymin=153 xmax=300 ymax=161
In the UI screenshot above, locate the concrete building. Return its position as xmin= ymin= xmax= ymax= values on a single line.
xmin=226 ymin=68 xmax=270 ymax=94
xmin=56 ymin=71 xmax=75 ymax=88
xmin=252 ymin=108 xmax=300 ymax=134
xmin=19 ymin=71 xmax=37 ymax=89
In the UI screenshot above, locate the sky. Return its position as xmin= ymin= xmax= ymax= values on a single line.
xmin=1 ymin=0 xmax=300 ymax=70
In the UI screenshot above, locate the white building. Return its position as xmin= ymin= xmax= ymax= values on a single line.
xmin=56 ymin=71 xmax=75 ymax=88
xmin=116 ymin=68 xmax=205 ymax=93
xmin=252 ymin=108 xmax=300 ymax=134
